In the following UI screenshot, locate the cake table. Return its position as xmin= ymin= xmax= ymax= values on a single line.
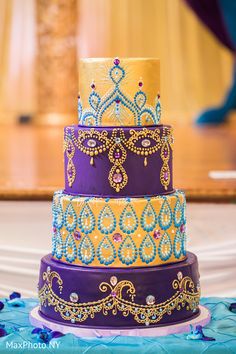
xmin=1 ymin=297 xmax=236 ymax=353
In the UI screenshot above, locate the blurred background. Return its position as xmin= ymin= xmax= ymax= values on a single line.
xmin=0 ymin=0 xmax=233 ymax=123
xmin=0 ymin=0 xmax=236 ymax=298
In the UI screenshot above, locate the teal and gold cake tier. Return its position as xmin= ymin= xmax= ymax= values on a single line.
xmin=78 ymin=58 xmax=161 ymax=126
xmin=52 ymin=190 xmax=186 ymax=268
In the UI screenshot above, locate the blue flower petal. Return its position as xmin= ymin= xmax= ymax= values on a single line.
xmin=202 ymin=336 xmax=216 ymax=341
xmin=186 ymin=325 xmax=215 ymax=341
xmin=32 ymin=328 xmax=54 ymax=344
xmin=7 ymin=298 xmax=25 ymax=307
xmin=195 ymin=325 xmax=203 ymax=333
xmin=229 ymin=302 xmax=236 ymax=313
xmin=32 ymin=328 xmax=42 ymax=335
xmin=51 ymin=331 xmax=64 ymax=339
xmin=0 ymin=328 xmax=7 ymax=337
xmin=9 ymin=292 xmax=21 ymax=300
xmin=43 ymin=325 xmax=52 ymax=332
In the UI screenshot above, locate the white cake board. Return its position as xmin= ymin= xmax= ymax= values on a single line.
xmin=30 ymin=305 xmax=211 ymax=338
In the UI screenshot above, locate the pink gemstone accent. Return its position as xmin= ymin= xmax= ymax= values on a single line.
xmin=153 ymin=230 xmax=161 ymax=239
xmin=164 ymin=172 xmax=169 ymax=181
xmin=53 ymin=227 xmax=57 ymax=234
xmin=113 ymin=173 xmax=122 ymax=183
xmin=157 ymin=93 xmax=160 ymax=99
xmin=68 ymin=168 xmax=73 ymax=177
xmin=114 ymin=58 xmax=120 ymax=66
xmin=91 ymin=83 xmax=95 ymax=89
xmin=115 ymin=99 xmax=121 ymax=104
xmin=111 ymin=291 xmax=117 ymax=297
xmin=180 ymin=224 xmax=185 ymax=233
xmin=113 ymin=233 xmax=122 ymax=242
xmin=114 ymin=151 xmax=121 ymax=159
xmin=73 ymin=230 xmax=81 ymax=241
xmin=138 ymin=81 xmax=143 ymax=87
xmin=164 ymin=149 xmax=168 ymax=158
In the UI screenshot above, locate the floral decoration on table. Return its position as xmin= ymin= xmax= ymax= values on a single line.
xmin=6 ymin=292 xmax=25 ymax=307
xmin=229 ymin=303 xmax=236 ymax=313
xmin=31 ymin=326 xmax=64 ymax=344
xmin=0 ymin=324 xmax=20 ymax=338
xmin=0 ymin=292 xmax=25 ymax=311
xmin=0 ymin=325 xmax=7 ymax=338
xmin=0 ymin=292 xmax=25 ymax=337
xmin=186 ymin=325 xmax=215 ymax=341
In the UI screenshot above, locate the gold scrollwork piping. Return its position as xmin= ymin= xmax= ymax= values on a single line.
xmin=64 ymin=135 xmax=76 ymax=187
xmin=39 ymin=268 xmax=200 ymax=325
xmin=64 ymin=126 xmax=173 ymax=192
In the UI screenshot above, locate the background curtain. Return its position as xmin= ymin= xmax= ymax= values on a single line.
xmin=0 ymin=0 xmax=36 ymax=124
xmin=0 ymin=0 xmax=233 ymax=124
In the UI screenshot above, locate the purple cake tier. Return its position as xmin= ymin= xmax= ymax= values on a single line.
xmin=38 ymin=252 xmax=200 ymax=329
xmin=64 ymin=124 xmax=173 ymax=197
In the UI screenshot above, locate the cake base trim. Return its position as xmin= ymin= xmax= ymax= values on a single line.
xmin=38 ymin=253 xmax=200 ymax=328
xmin=39 ymin=265 xmax=199 ymax=326
xmin=30 ymin=305 xmax=211 ymax=337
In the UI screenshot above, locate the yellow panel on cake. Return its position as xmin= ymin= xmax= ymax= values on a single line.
xmin=51 ymin=190 xmax=186 ymax=268
xmin=78 ymin=58 xmax=161 ymax=126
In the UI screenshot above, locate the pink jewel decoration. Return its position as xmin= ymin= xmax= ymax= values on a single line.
xmin=113 ymin=173 xmax=122 ymax=183
xmin=157 ymin=93 xmax=160 ymax=99
xmin=53 ymin=227 xmax=57 ymax=234
xmin=114 ymin=58 xmax=120 ymax=66
xmin=113 ymin=233 xmax=122 ymax=242
xmin=153 ymin=230 xmax=161 ymax=239
xmin=111 ymin=291 xmax=117 ymax=297
xmin=138 ymin=81 xmax=143 ymax=87
xmin=180 ymin=224 xmax=185 ymax=233
xmin=91 ymin=82 xmax=95 ymax=89
xmin=115 ymin=99 xmax=121 ymax=104
xmin=163 ymin=149 xmax=168 ymax=158
xmin=67 ymin=146 xmax=72 ymax=154
xmin=68 ymin=168 xmax=73 ymax=177
xmin=114 ymin=151 xmax=121 ymax=159
xmin=164 ymin=172 xmax=169 ymax=181
xmin=73 ymin=230 xmax=81 ymax=241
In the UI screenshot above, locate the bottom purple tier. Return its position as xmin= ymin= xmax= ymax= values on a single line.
xmin=38 ymin=253 xmax=200 ymax=329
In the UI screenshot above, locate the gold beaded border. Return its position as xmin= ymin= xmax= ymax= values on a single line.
xmin=64 ymin=126 xmax=173 ymax=191
xmin=39 ymin=268 xmax=200 ymax=325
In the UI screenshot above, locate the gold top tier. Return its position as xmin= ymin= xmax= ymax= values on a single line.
xmin=78 ymin=58 xmax=161 ymax=126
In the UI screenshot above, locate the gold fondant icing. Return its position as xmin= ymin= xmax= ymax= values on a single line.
xmin=52 ymin=190 xmax=187 ymax=267
xmin=78 ymin=58 xmax=161 ymax=126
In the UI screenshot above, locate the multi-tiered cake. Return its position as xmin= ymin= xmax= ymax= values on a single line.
xmin=32 ymin=58 xmax=205 ymax=334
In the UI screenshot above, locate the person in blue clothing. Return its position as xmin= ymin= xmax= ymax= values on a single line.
xmin=185 ymin=0 xmax=236 ymax=124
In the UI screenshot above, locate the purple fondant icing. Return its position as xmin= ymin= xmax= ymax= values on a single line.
xmin=64 ymin=124 xmax=173 ymax=197
xmin=38 ymin=253 xmax=200 ymax=329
